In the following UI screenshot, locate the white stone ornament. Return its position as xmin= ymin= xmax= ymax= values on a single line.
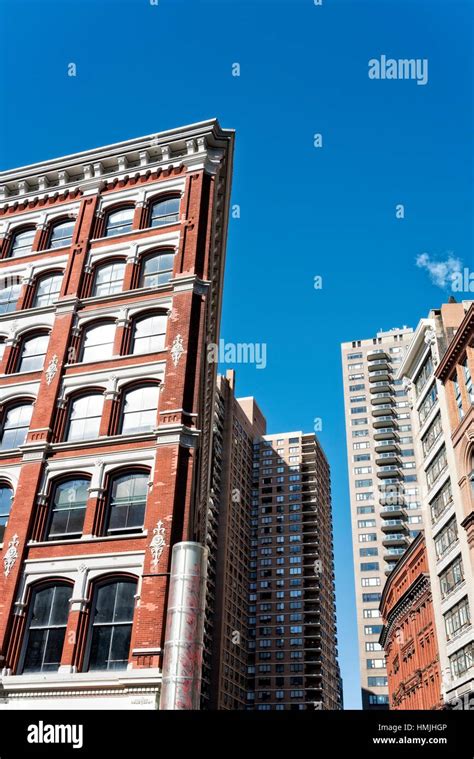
xmin=45 ymin=354 xmax=59 ymax=385
xmin=150 ymin=520 xmax=166 ymax=569
xmin=3 ymin=534 xmax=19 ymax=577
xmin=424 ymin=329 xmax=436 ymax=347
xmin=171 ymin=334 xmax=185 ymax=367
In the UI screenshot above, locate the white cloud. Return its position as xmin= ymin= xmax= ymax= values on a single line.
xmin=415 ymin=252 xmax=463 ymax=289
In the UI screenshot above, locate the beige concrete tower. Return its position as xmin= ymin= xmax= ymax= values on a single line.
xmin=341 ymin=326 xmax=421 ymax=709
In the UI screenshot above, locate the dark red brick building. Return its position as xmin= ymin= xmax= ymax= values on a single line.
xmin=0 ymin=120 xmax=234 ymax=709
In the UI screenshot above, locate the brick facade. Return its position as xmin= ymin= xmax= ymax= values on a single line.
xmin=0 ymin=120 xmax=234 ymax=708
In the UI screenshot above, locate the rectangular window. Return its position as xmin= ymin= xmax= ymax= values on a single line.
xmin=444 ymin=597 xmax=470 ymax=640
xmin=449 ymin=642 xmax=473 ymax=679
xmin=440 ymin=556 xmax=464 ymax=599
xmin=422 ymin=413 xmax=442 ymax=457
xmin=426 ymin=446 xmax=448 ymax=490
xmin=414 ymin=355 xmax=434 ymax=397
xmin=419 ymin=383 xmax=438 ymax=424
xmin=435 ymin=517 xmax=458 ymax=560
xmin=361 ymin=562 xmax=379 ymax=572
xmin=361 ymin=578 xmax=381 ymax=587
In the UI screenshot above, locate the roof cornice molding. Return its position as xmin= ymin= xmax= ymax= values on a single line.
xmin=435 ymin=304 xmax=474 ymax=381
xmin=0 ymin=119 xmax=234 ymax=210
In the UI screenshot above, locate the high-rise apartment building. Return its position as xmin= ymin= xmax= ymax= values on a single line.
xmin=398 ymin=300 xmax=474 ymax=709
xmin=248 ymin=432 xmax=341 ymax=710
xmin=342 ymin=326 xmax=422 ymax=710
xmin=202 ymin=370 xmax=266 ymax=709
xmin=0 ymin=120 xmax=234 ymax=709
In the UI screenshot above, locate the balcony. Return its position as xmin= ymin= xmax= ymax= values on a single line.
xmin=372 ymin=405 xmax=395 ymax=418
xmin=382 ymin=533 xmax=409 ymax=548
xmin=371 ymin=393 xmax=394 ymax=406
xmin=368 ymin=369 xmax=391 ymax=383
xmin=377 ymin=465 xmax=401 ymax=478
xmin=374 ymin=438 xmax=399 ymax=453
xmin=373 ymin=428 xmax=399 ymax=441
xmin=373 ymin=415 xmax=396 ymax=428
xmin=380 ymin=519 xmax=408 ymax=533
xmin=375 ymin=452 xmax=401 ymax=466
xmin=384 ymin=547 xmax=406 ymax=562
xmin=367 ymin=349 xmax=389 ymax=361
xmin=370 ymin=381 xmax=392 ymax=394
xmin=380 ymin=505 xmax=407 ymax=519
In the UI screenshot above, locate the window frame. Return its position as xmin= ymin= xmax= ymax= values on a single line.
xmin=32 ymin=271 xmax=63 ymax=308
xmin=65 ymin=392 xmax=105 ymax=443
xmin=0 ymin=400 xmax=34 ymax=450
xmin=47 ymin=219 xmax=76 ymax=250
xmin=84 ymin=577 xmax=137 ymax=672
xmin=19 ymin=581 xmax=73 ymax=674
xmin=104 ymin=206 xmax=135 ymax=238
xmin=8 ymin=226 xmax=36 ymax=258
xmin=45 ymin=475 xmax=91 ymax=541
xmin=148 ymin=195 xmax=180 ymax=229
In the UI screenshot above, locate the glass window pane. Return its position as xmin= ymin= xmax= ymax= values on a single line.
xmin=133 ymin=315 xmax=166 ymax=354
xmin=88 ymin=625 xmax=111 ymax=670
xmin=150 ymin=198 xmax=180 ymax=227
xmin=11 ymin=228 xmax=35 ymax=255
xmin=34 ymin=274 xmax=63 ymax=307
xmin=67 ymin=395 xmax=103 ymax=441
xmin=22 ymin=584 xmax=72 ymax=673
xmin=121 ymin=386 xmax=159 ymax=434
xmin=19 ymin=334 xmax=49 ymax=372
xmin=141 ymin=253 xmax=174 ymax=288
xmin=105 ymin=208 xmax=134 ymax=237
xmin=49 ymin=221 xmax=75 ymax=249
xmin=108 ymin=624 xmax=132 ymax=669
xmin=92 ymin=261 xmax=125 ymax=297
xmin=0 ymin=284 xmax=21 ymax=314
xmin=1 ymin=404 xmax=33 ymax=449
xmin=82 ymin=323 xmax=115 ymax=362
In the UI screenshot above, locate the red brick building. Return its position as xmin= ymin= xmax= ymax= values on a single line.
xmin=0 ymin=120 xmax=234 ymax=709
xmin=379 ymin=533 xmax=443 ymax=710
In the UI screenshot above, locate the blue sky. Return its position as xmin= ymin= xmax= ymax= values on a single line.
xmin=1 ymin=0 xmax=473 ymax=709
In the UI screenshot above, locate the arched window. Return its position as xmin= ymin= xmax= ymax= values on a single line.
xmin=46 ymin=477 xmax=89 ymax=540
xmin=17 ymin=332 xmax=49 ymax=373
xmin=81 ymin=322 xmax=115 ymax=362
xmin=9 ymin=227 xmax=35 ymax=257
xmin=33 ymin=272 xmax=63 ymax=308
xmin=0 ymin=402 xmax=33 ymax=449
xmin=0 ymin=280 xmax=22 ymax=314
xmin=66 ymin=394 xmax=104 ymax=442
xmin=120 ymin=385 xmax=159 ymax=435
xmin=48 ymin=220 xmax=75 ymax=250
xmin=131 ymin=314 xmax=167 ymax=355
xmin=0 ymin=483 xmax=13 ymax=543
xmin=104 ymin=207 xmax=134 ymax=238
xmin=87 ymin=579 xmax=136 ymax=671
xmin=21 ymin=583 xmax=72 ymax=673
xmin=0 ymin=338 xmax=5 ymax=362
xmin=92 ymin=260 xmax=125 ymax=297
xmin=139 ymin=250 xmax=174 ymax=288
xmin=149 ymin=197 xmax=180 ymax=228
xmin=106 ymin=471 xmax=148 ymax=535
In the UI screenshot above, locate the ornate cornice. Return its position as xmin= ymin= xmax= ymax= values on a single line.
xmin=435 ymin=303 xmax=474 ymax=381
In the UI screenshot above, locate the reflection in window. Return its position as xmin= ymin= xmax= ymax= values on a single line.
xmin=92 ymin=261 xmax=125 ymax=297
xmin=66 ymin=394 xmax=104 ymax=442
xmin=0 ymin=403 xmax=33 ymax=449
xmin=18 ymin=333 xmax=49 ymax=373
xmin=0 ymin=484 xmax=13 ymax=543
xmin=105 ymin=208 xmax=134 ymax=237
xmin=150 ymin=197 xmax=180 ymax=227
xmin=140 ymin=251 xmax=174 ymax=288
xmin=33 ymin=273 xmax=63 ymax=307
xmin=47 ymin=478 xmax=89 ymax=540
xmin=22 ymin=584 xmax=72 ymax=673
xmin=121 ymin=386 xmax=159 ymax=435
xmin=132 ymin=315 xmax=166 ymax=354
xmin=81 ymin=322 xmax=115 ymax=362
xmin=87 ymin=580 xmax=136 ymax=671
xmin=107 ymin=472 xmax=148 ymax=534
xmin=48 ymin=221 xmax=75 ymax=249
xmin=10 ymin=228 xmax=35 ymax=257
xmin=0 ymin=282 xmax=21 ymax=314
